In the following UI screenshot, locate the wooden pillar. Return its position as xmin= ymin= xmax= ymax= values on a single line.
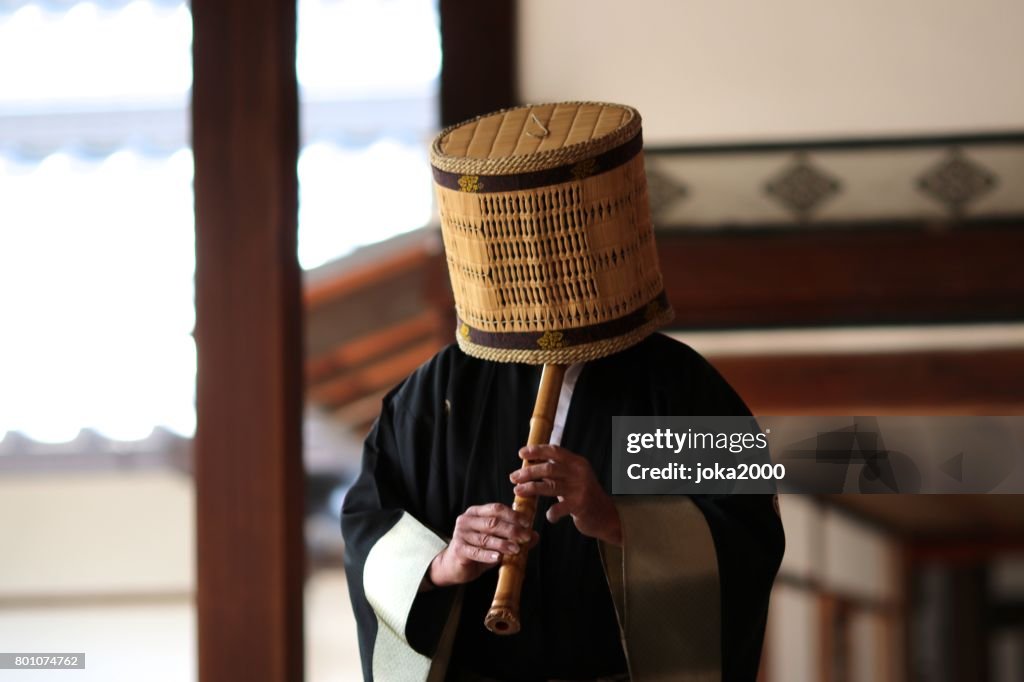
xmin=439 ymin=0 xmax=517 ymax=126
xmin=191 ymin=1 xmax=304 ymax=681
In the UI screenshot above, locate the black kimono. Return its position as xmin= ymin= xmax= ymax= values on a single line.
xmin=342 ymin=333 xmax=785 ymax=681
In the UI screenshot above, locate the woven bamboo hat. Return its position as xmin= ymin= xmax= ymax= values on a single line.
xmin=430 ymin=101 xmax=674 ymax=364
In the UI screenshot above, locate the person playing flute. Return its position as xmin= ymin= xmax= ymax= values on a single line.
xmin=342 ymin=102 xmax=785 ymax=682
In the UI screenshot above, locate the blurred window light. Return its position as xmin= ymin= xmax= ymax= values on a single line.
xmin=297 ymin=0 xmax=440 ymax=100
xmin=0 ymin=1 xmax=192 ymax=110
xmin=0 ymin=0 xmax=195 ymax=444
xmin=0 ymin=148 xmax=197 ymax=443
xmin=0 ymin=0 xmax=439 ymax=443
xmin=298 ymin=139 xmax=434 ymax=268
xmin=296 ymin=0 xmax=440 ymax=269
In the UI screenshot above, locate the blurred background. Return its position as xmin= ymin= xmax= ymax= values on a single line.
xmin=0 ymin=0 xmax=1022 ymax=680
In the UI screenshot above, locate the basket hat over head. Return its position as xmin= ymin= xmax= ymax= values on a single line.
xmin=430 ymin=101 xmax=674 ymax=365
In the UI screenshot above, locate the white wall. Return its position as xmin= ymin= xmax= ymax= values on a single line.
xmin=775 ymin=495 xmax=896 ymax=600
xmin=768 ymin=497 xmax=900 ymax=681
xmin=849 ymin=610 xmax=888 ymax=682
xmin=0 ymin=472 xmax=193 ymax=596
xmin=767 ymin=584 xmax=821 ymax=682
xmin=822 ymin=507 xmax=896 ymax=602
xmin=519 ymin=0 xmax=1024 ymax=143
xmin=777 ymin=494 xmax=820 ymax=580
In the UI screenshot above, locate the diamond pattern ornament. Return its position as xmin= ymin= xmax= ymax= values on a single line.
xmin=764 ymin=153 xmax=841 ymax=219
xmin=643 ymin=160 xmax=688 ymax=222
xmin=918 ymin=148 xmax=997 ymax=215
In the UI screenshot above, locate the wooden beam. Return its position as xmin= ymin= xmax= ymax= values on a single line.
xmin=658 ymin=225 xmax=1024 ymax=328
xmin=304 ymin=244 xmax=434 ymax=309
xmin=818 ymin=593 xmax=841 ymax=682
xmin=192 ymin=1 xmax=304 ymax=681
xmin=304 ymin=250 xmax=447 ymax=359
xmin=826 ymin=495 xmax=1024 ymax=540
xmin=366 ymin=225 xmax=1024 ymax=332
xmin=905 ymin=536 xmax=1024 ymax=562
xmin=826 ymin=495 xmax=984 ymax=537
xmin=305 ymin=310 xmax=441 ymax=385
xmin=309 ymin=338 xmax=440 ymax=408
xmin=710 ymin=348 xmax=1024 ymax=414
xmin=439 ymin=0 xmax=517 ymax=127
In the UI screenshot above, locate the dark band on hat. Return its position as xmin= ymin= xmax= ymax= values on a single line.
xmin=432 ymin=132 xmax=644 ymax=194
xmin=456 ymin=290 xmax=669 ymax=351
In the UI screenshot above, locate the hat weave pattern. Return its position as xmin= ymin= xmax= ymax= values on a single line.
xmin=431 ymin=102 xmax=674 ymax=364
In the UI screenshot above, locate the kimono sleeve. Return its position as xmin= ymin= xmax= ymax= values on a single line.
xmin=341 ymin=382 xmax=462 ymax=682
xmin=684 ymin=345 xmax=787 ymax=680
xmin=600 ymin=339 xmax=785 ymax=681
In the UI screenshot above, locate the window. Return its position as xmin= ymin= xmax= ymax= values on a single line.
xmin=0 ymin=1 xmax=195 ymax=443
xmin=296 ymin=0 xmax=440 ymax=269
xmin=0 ymin=0 xmax=441 ymax=443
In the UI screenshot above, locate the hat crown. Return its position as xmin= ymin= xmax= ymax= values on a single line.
xmin=431 ymin=102 xmax=641 ymax=176
xmin=431 ymin=101 xmax=673 ymax=365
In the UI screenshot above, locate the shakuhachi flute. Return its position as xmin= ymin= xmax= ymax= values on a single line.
xmin=484 ymin=363 xmax=567 ymax=635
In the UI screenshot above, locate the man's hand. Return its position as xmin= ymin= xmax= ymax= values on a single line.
xmin=510 ymin=445 xmax=622 ymax=546
xmin=426 ymin=503 xmax=539 ymax=589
